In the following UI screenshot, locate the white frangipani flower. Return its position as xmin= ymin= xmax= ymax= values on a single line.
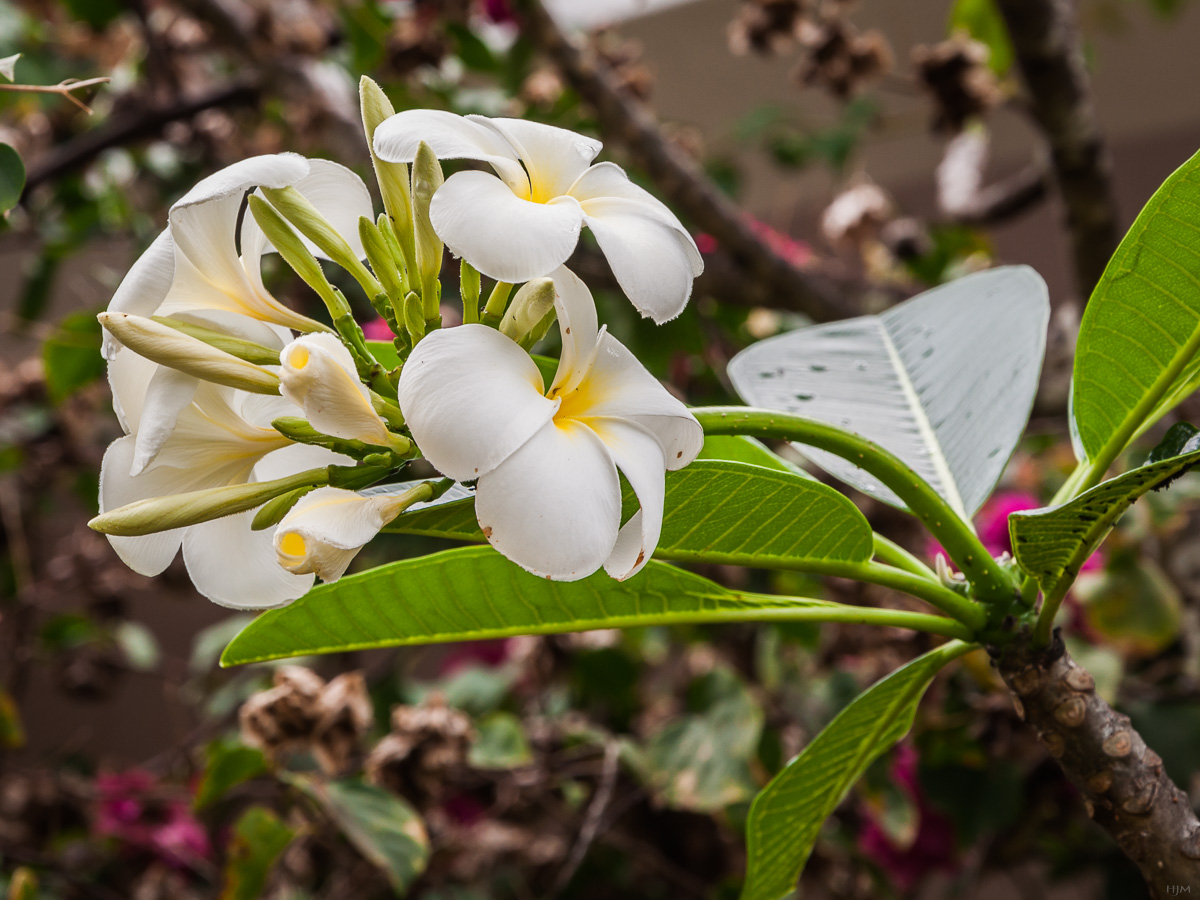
xmin=279 ymin=333 xmax=392 ymax=446
xmin=100 ymin=381 xmax=349 ymax=608
xmin=373 ymin=111 xmax=703 ymax=324
xmin=398 ymin=267 xmax=703 ymax=581
xmin=274 ymin=485 xmax=420 ymax=582
xmin=104 ymin=154 xmax=374 ymax=475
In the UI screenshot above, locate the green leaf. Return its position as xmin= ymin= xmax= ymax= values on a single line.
xmin=1010 ymin=422 xmax=1200 ymax=596
xmin=221 ymin=549 xmax=852 ymax=665
xmin=42 ymin=310 xmax=105 ymax=404
xmin=220 ymin=806 xmax=295 ymax=900
xmin=468 ymin=712 xmax=533 ymax=769
xmin=195 ymin=738 xmax=269 ymax=810
xmin=290 ymin=777 xmax=428 ymax=893
xmin=948 ymin=0 xmax=1014 ymax=75
xmin=385 ymin=460 xmax=872 ymax=569
xmin=645 ymin=668 xmax=763 ymax=812
xmin=1076 ymin=559 xmax=1182 ymax=658
xmin=1073 ymin=150 xmax=1200 ymax=465
xmin=740 ymin=641 xmax=972 ymax=900
xmin=0 ymin=142 xmax=25 ymax=213
xmin=697 ymin=435 xmax=805 ymax=475
xmin=729 ymin=266 xmax=1049 ymax=518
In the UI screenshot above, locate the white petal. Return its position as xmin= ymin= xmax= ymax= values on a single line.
xmin=99 ymin=435 xmax=193 ymax=576
xmin=581 ymin=197 xmax=701 ymax=324
xmin=253 ymin=442 xmax=351 ymax=483
xmin=170 ymin=154 xmax=307 ymax=297
xmin=589 ymin=418 xmax=666 ymax=580
xmin=130 ymin=366 xmax=198 ymax=475
xmin=475 ymin=419 xmax=621 ymax=580
xmin=480 ymin=117 xmax=601 ymax=200
xmin=167 ymin=309 xmax=291 ymax=351
xmin=279 ymin=333 xmax=390 ymax=444
xmin=183 ymin=509 xmax=314 ymax=609
xmin=240 ymin=158 xmax=374 ymax=263
xmin=430 ymin=170 xmax=583 ymax=283
xmin=398 ymin=324 xmax=557 ymax=481
xmin=546 ymin=266 xmax=599 ymax=396
xmin=373 ymin=109 xmax=528 ymax=193
xmin=274 ymin=487 xmax=400 ymax=582
xmin=563 ymin=331 xmax=703 ymax=468
xmin=107 ymin=346 xmax=156 ymax=433
xmin=105 ymin=229 xmax=175 ymax=358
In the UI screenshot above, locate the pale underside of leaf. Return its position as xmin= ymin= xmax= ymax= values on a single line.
xmin=740 ymin=641 xmax=973 ymax=900
xmin=728 ymin=266 xmax=1049 ymax=517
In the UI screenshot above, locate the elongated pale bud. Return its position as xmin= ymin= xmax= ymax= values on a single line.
xmin=151 ymin=317 xmax=281 ymax=365
xmin=247 ymin=195 xmax=340 ymax=310
xmin=280 ymin=333 xmax=397 ymax=447
xmin=260 ymin=186 xmax=383 ymax=299
xmin=90 ymin=468 xmax=329 ymax=537
xmin=251 ymin=485 xmax=313 ymax=531
xmin=359 ymin=216 xmax=404 ymax=305
xmin=499 ymin=278 xmax=556 ymax=344
xmin=275 ymin=482 xmax=433 ymax=582
xmin=411 ymin=141 xmax=444 ymax=316
xmin=460 ymin=260 xmax=481 ymax=324
xmin=360 ymin=76 xmax=416 ymax=270
xmin=98 ymin=312 xmax=280 ymax=395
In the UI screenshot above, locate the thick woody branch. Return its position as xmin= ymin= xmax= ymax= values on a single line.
xmin=993 ymin=633 xmax=1200 ymax=898
xmin=521 ymin=0 xmax=873 ymax=323
xmin=994 ymin=0 xmax=1119 ymax=297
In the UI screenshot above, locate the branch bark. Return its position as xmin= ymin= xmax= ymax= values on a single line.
xmin=993 ymin=632 xmax=1200 ymax=898
xmin=21 ymin=81 xmax=261 ymax=198
xmin=994 ymin=0 xmax=1120 ymax=298
xmin=520 ymin=0 xmax=883 ymax=323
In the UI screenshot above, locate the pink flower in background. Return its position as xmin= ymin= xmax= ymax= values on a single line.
xmin=857 ymin=743 xmax=958 ymax=892
xmin=94 ymin=769 xmax=212 ymax=867
xmin=438 ymin=638 xmax=514 ymax=676
xmin=362 ymin=317 xmax=394 ymax=341
xmin=694 ymin=215 xmax=812 ymax=268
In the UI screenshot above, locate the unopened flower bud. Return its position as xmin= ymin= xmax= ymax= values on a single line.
xmin=259 ymin=186 xmax=383 ymax=299
xmin=360 ymin=76 xmax=416 ymax=270
xmin=90 ymin=468 xmax=328 ymax=537
xmin=411 ymin=141 xmax=444 ymax=314
xmin=499 ymin=278 xmax=557 ymax=344
xmin=274 ymin=483 xmax=433 ymax=582
xmin=279 ymin=334 xmax=394 ymax=447
xmin=247 ymin=195 xmax=340 ymax=310
xmin=97 ymin=312 xmax=280 ymax=394
xmin=359 ymin=216 xmax=404 ymax=305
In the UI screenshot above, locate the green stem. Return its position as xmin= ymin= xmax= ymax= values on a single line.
xmin=873 ymin=534 xmax=937 ymax=580
xmin=1033 ymin=579 xmax=1071 ymax=646
xmin=734 ymin=594 xmax=976 ymax=641
xmin=481 ymin=281 xmax=513 ymax=328
xmin=695 ymin=406 xmax=1016 ymax=605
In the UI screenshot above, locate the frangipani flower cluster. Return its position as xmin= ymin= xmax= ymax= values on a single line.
xmin=90 ymin=77 xmax=703 ymax=609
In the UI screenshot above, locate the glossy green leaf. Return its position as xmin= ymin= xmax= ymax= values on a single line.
xmin=195 ymin=738 xmax=269 ymax=810
xmin=729 ymin=267 xmax=1049 ymax=517
xmin=1072 ymin=150 xmax=1200 ymax=464
xmin=221 ymin=549 xmax=860 ymax=665
xmin=741 ymin=641 xmax=972 ymax=900
xmin=385 ymin=460 xmax=872 ymax=569
xmin=1010 ymin=423 xmax=1200 ymax=596
xmin=0 ymin=143 xmax=23 ymax=213
xmin=948 ymin=0 xmax=1013 ymax=75
xmin=291 ymin=777 xmax=428 ymax=893
xmin=645 ymin=668 xmax=763 ymax=812
xmin=697 ymin=434 xmax=805 ymax=475
xmin=42 ymin=310 xmax=105 ymax=404
xmin=220 ymin=806 xmax=295 ymax=900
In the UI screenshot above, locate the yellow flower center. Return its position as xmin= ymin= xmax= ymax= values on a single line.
xmin=289 ymin=346 xmax=310 ymax=369
xmin=279 ymin=531 xmax=307 ymax=557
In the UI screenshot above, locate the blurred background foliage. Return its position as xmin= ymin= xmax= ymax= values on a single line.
xmin=1 ymin=0 xmax=1200 ymax=898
